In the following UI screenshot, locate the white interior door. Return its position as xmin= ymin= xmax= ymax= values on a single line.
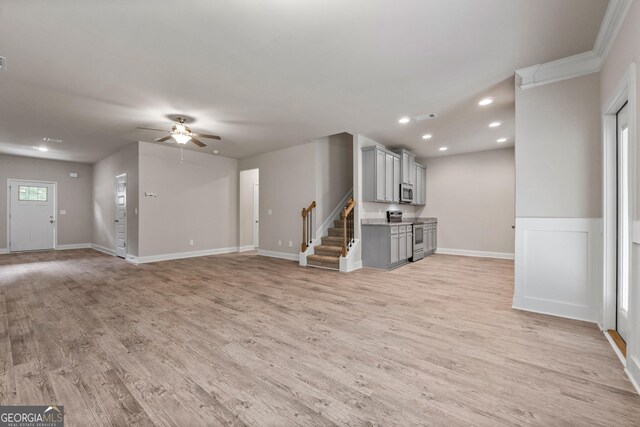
xmin=253 ymin=183 xmax=259 ymax=248
xmin=116 ymin=174 xmax=127 ymax=258
xmin=9 ymin=181 xmax=55 ymax=251
xmin=616 ymin=103 xmax=630 ymax=343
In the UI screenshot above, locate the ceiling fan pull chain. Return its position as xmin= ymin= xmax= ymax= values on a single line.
xmin=180 ymin=146 xmax=184 ymax=165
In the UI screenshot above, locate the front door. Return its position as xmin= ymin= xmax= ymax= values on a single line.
xmin=9 ymin=180 xmax=56 ymax=251
xmin=116 ymin=174 xmax=127 ymax=258
xmin=616 ymin=102 xmax=630 ymax=343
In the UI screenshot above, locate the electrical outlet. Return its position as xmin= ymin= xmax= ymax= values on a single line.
xmin=278 ymin=240 xmax=282 ymax=246
xmin=288 ymin=241 xmax=293 ymax=247
xmin=189 ymin=240 xmax=194 ymax=246
xmin=134 ymin=208 xmax=138 ymax=215
xmin=268 ymin=209 xmax=273 ymax=215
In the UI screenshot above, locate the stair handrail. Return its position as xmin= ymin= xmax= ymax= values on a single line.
xmin=301 ymin=201 xmax=316 ymax=252
xmin=341 ymin=198 xmax=356 ymax=257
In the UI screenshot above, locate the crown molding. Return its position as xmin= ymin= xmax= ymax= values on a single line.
xmin=516 ymin=0 xmax=633 ymax=89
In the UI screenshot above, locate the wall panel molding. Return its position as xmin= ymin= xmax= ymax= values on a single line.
xmin=513 ymin=217 xmax=603 ymax=322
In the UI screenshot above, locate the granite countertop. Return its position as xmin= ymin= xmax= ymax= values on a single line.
xmin=361 ymin=217 xmax=437 ymax=226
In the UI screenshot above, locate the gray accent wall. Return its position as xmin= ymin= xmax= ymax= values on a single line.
xmin=137 ymin=141 xmax=238 ymax=258
xmin=0 ymin=154 xmax=92 ymax=248
xmin=515 ymin=73 xmax=602 ymax=218
xmin=92 ymin=142 xmax=139 ymax=255
xmin=418 ymin=148 xmax=515 ymax=255
xmin=239 ymin=142 xmax=316 ymax=255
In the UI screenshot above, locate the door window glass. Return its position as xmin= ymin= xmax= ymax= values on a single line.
xmin=18 ymin=186 xmax=48 ymax=201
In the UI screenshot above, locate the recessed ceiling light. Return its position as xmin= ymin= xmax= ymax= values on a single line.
xmin=497 ymin=138 xmax=507 ymax=143
xmin=489 ymin=122 xmax=501 ymax=128
xmin=479 ymin=97 xmax=494 ymax=106
xmin=213 ymin=150 xmax=219 ymax=154
xmin=36 ymin=146 xmax=48 ymax=152
xmin=422 ymin=134 xmax=433 ymax=140
xmin=439 ymin=147 xmax=448 ymax=151
xmin=398 ymin=117 xmax=411 ymax=124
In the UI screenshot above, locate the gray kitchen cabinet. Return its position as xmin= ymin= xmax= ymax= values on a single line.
xmin=399 ymin=231 xmax=407 ymax=260
xmin=375 ymin=149 xmax=385 ymax=201
xmin=362 ymin=223 xmax=411 ymax=269
xmin=415 ymin=164 xmax=426 ymax=205
xmin=385 ymin=153 xmax=394 ymax=202
xmin=362 ymin=146 xmax=401 ymax=203
xmin=393 ymin=156 xmax=400 ymax=203
xmin=398 ymin=149 xmax=415 ymax=184
xmin=390 ymin=232 xmax=399 ymax=264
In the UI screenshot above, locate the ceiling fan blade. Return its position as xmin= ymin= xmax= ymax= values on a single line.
xmin=190 ymin=137 xmax=206 ymax=148
xmin=137 ymin=127 xmax=168 ymax=132
xmin=193 ymin=133 xmax=222 ymax=140
xmin=156 ymin=136 xmax=174 ymax=143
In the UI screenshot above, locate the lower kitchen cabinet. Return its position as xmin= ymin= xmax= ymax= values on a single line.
xmin=362 ymin=224 xmax=412 ymax=269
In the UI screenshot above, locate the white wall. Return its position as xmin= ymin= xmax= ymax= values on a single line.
xmin=418 ymin=148 xmax=515 ymax=257
xmin=599 ymin=0 xmax=640 ymax=392
xmin=0 ymin=154 xmax=92 ymax=249
xmin=314 ymin=133 xmax=353 ymax=229
xmin=239 ymin=168 xmax=259 ymax=250
xmin=92 ymin=142 xmax=139 ymax=256
xmin=239 ymin=142 xmax=316 ymax=257
xmin=514 ymin=73 xmax=602 ymax=323
xmin=137 ymin=142 xmax=238 ymax=260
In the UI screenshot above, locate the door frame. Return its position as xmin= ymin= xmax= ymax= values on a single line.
xmin=6 ymin=179 xmax=58 ymax=252
xmin=602 ymin=63 xmax=637 ymax=365
xmin=115 ymin=173 xmax=127 ymax=258
xmin=253 ymin=182 xmax=259 ymax=248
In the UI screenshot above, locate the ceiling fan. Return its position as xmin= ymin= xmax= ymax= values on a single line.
xmin=137 ymin=116 xmax=221 ymax=148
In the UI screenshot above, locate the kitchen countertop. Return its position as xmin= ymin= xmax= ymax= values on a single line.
xmin=361 ymin=217 xmax=437 ymax=226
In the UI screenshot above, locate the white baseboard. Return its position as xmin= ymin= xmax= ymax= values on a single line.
xmin=238 ymin=245 xmax=256 ymax=253
xmin=126 ymin=254 xmax=138 ymax=263
xmin=513 ymin=299 xmax=597 ymax=323
xmin=257 ymin=249 xmax=299 ymax=261
xmin=0 ymin=248 xmax=8 ymax=254
xmin=56 ymin=243 xmax=92 ymax=250
xmin=436 ymin=248 xmax=514 ymax=260
xmin=91 ymin=244 xmax=116 ymax=256
xmin=627 ymin=356 xmax=640 ymax=396
xmin=135 ymin=247 xmax=238 ymax=264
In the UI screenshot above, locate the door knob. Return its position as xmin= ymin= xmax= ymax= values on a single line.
xmin=115 ymin=219 xmax=119 ymax=223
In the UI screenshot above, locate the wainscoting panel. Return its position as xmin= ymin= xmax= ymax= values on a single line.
xmin=513 ymin=217 xmax=602 ymax=322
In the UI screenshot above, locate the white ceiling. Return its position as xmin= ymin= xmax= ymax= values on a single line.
xmin=0 ymin=0 xmax=608 ymax=163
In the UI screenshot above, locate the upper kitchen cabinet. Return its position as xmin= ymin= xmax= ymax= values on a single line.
xmin=362 ymin=146 xmax=401 ymax=203
xmin=397 ymin=149 xmax=415 ymax=185
xmin=415 ymin=164 xmax=426 ymax=205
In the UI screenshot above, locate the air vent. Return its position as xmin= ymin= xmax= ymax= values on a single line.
xmin=0 ymin=57 xmax=6 ymax=71
xmin=414 ymin=113 xmax=438 ymax=121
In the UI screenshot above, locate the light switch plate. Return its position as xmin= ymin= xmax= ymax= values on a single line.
xmin=268 ymin=209 xmax=273 ymax=215
xmin=59 ymin=210 xmax=66 ymax=215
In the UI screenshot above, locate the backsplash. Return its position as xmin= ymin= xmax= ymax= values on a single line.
xmin=361 ymin=202 xmax=423 ymax=219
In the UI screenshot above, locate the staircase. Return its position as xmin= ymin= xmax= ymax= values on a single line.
xmin=302 ymin=197 xmax=355 ymax=271
xmin=307 ymin=220 xmax=346 ymax=269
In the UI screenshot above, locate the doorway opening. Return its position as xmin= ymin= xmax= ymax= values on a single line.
xmin=7 ymin=180 xmax=57 ymax=252
xmin=602 ymin=64 xmax=636 ymax=364
xmin=115 ymin=173 xmax=127 ymax=258
xmin=239 ymin=168 xmax=259 ymax=252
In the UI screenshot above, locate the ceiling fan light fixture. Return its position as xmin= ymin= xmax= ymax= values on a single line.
xmin=173 ymin=134 xmax=192 ymax=144
xmin=175 ymin=124 xmax=187 ymax=133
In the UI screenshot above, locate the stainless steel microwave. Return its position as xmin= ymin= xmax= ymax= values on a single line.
xmin=400 ymin=183 xmax=413 ymax=204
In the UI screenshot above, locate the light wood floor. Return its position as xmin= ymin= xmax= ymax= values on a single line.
xmin=0 ymin=250 xmax=638 ymax=426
